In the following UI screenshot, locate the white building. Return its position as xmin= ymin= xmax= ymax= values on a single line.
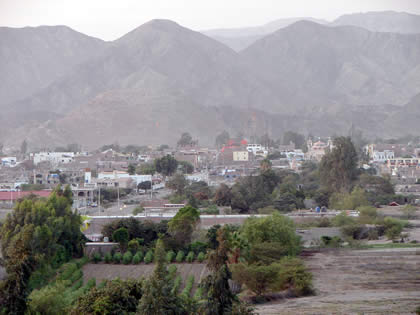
xmin=1 ymin=157 xmax=17 ymax=167
xmin=31 ymin=152 xmax=75 ymax=165
xmin=372 ymin=150 xmax=394 ymax=163
xmin=98 ymin=171 xmax=152 ymax=186
xmin=233 ymin=151 xmax=249 ymax=162
xmin=246 ymin=144 xmax=268 ymax=157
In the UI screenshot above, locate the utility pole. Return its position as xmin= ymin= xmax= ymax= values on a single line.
xmin=117 ymin=183 xmax=120 ymax=210
xmin=98 ymin=186 xmax=101 ymax=212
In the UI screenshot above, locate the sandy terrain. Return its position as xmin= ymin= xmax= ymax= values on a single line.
xmin=256 ymin=248 xmax=420 ymax=315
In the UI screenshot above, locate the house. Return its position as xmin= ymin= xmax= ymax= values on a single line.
xmin=372 ymin=150 xmax=395 ymax=163
xmin=0 ymin=190 xmax=52 ymax=208
xmin=306 ymin=138 xmax=333 ymax=161
xmin=1 ymin=157 xmax=17 ymax=167
xmin=31 ymin=152 xmax=75 ymax=166
xmin=246 ymin=144 xmax=268 ymax=157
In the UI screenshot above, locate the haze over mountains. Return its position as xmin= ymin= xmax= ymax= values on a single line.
xmin=1 ymin=11 xmax=420 ymax=150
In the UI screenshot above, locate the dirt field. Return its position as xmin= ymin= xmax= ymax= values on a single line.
xmin=256 ymin=248 xmax=420 ymax=315
xmin=83 ymin=262 xmax=209 ymax=290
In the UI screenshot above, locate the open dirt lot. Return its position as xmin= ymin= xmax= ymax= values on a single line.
xmin=256 ymin=248 xmax=420 ymax=315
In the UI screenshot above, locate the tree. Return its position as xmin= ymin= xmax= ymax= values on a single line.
xmin=168 ymin=206 xmax=200 ymax=248
xmin=178 ymin=160 xmax=194 ymax=174
xmin=214 ymin=184 xmax=232 ymax=206
xmin=128 ymin=164 xmax=136 ymax=175
xmin=138 ymin=181 xmax=152 ymax=192
xmin=400 ymin=204 xmax=417 ymax=219
xmin=20 ymin=139 xmax=28 ymax=155
xmin=177 ymin=132 xmax=194 ymax=148
xmin=199 ymin=228 xmax=235 ymax=315
xmin=231 ymin=263 xmax=279 ymax=296
xmin=282 ymin=131 xmax=305 ymax=150
xmin=240 ymin=213 xmax=301 ymax=256
xmin=215 ymin=130 xmax=230 ymax=148
xmin=260 ymin=158 xmax=272 ymax=172
xmin=112 ymin=227 xmax=129 ymax=251
xmin=155 ymin=155 xmax=178 ymax=177
xmin=136 ymin=163 xmax=156 ymax=175
xmin=70 ymin=279 xmax=143 ymax=315
xmin=319 ymin=137 xmax=359 ymax=193
xmin=137 ymin=239 xmax=189 ymax=314
xmin=166 ymin=173 xmax=188 ymax=195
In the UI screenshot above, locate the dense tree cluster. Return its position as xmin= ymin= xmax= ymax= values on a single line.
xmin=0 ymin=186 xmax=84 ymax=314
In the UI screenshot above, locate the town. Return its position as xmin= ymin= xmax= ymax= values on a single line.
xmin=1 ymin=2 xmax=420 ymax=314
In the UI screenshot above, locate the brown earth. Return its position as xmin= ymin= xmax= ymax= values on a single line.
xmin=256 ymin=248 xmax=420 ymax=315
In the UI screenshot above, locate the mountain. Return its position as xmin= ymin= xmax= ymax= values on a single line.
xmin=332 ymin=11 xmax=420 ymax=34
xmin=4 ymin=19 xmax=280 ymax=123
xmin=241 ymin=20 xmax=420 ymax=109
xmin=3 ymin=18 xmax=420 ymax=150
xmin=202 ymin=17 xmax=327 ymax=51
xmin=0 ymin=25 xmax=108 ymax=107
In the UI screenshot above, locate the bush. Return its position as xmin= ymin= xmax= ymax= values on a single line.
xmin=197 ymin=252 xmax=205 ymax=262
xmin=132 ymin=206 xmax=144 ymax=215
xmin=92 ymin=252 xmax=102 ymax=264
xmin=113 ymin=252 xmax=122 ymax=264
xmin=132 ymin=252 xmax=142 ymax=264
xmin=69 ymin=270 xmax=83 ymax=283
xmin=57 ymin=263 xmax=78 ymax=281
xmin=189 ymin=241 xmax=207 ymax=254
xmin=320 ymin=236 xmax=342 ymax=248
xmin=128 ymin=239 xmax=140 ymax=254
xmin=186 ymin=251 xmax=195 ymax=263
xmin=104 ymin=252 xmax=112 ymax=263
xmin=167 ymin=265 xmax=178 ymax=281
xmin=175 ymin=251 xmax=185 ymax=262
xmin=166 ymin=250 xmax=176 ymax=263
xmin=181 ymin=275 xmax=194 ymax=298
xmin=384 ymin=217 xmax=405 ymax=240
xmin=144 ymin=250 xmax=153 ymax=264
xmin=112 ymin=227 xmax=129 ymax=251
xmin=171 ymin=275 xmax=182 ymax=294
xmin=331 ymin=212 xmax=356 ymax=227
xmin=358 ymin=206 xmax=378 ymax=224
xmin=123 ymin=251 xmax=133 ymax=265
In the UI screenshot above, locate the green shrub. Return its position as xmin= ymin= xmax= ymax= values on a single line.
xmin=72 ymin=278 xmax=83 ymax=290
xmin=167 ymin=265 xmax=178 ymax=281
xmin=132 ymin=252 xmax=142 ymax=264
xmin=144 ymin=250 xmax=153 ymax=264
xmin=69 ymin=270 xmax=83 ymax=283
xmin=75 ymin=256 xmax=89 ymax=268
xmin=331 ymin=212 xmax=356 ymax=227
xmin=132 ymin=206 xmax=144 ymax=215
xmin=57 ymin=263 xmax=78 ymax=281
xmin=186 ymin=251 xmax=195 ymax=263
xmin=113 ymin=252 xmax=122 ymax=264
xmin=175 ymin=251 xmax=185 ymax=262
xmin=122 ymin=251 xmax=133 ymax=265
xmin=384 ymin=217 xmax=405 ymax=240
xmin=166 ymin=250 xmax=176 ymax=263
xmin=92 ymin=252 xmax=102 ymax=264
xmin=171 ymin=275 xmax=182 ymax=294
xmin=197 ymin=252 xmax=205 ymax=262
xmin=104 ymin=252 xmax=112 ymax=263
xmin=181 ymin=275 xmax=194 ymax=298
xmin=128 ymin=239 xmax=140 ymax=254
xmin=193 ymin=287 xmax=202 ymax=300
xmin=85 ymin=278 xmax=96 ymax=290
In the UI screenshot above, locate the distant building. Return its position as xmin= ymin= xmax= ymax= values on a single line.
xmin=372 ymin=150 xmax=395 ymax=163
xmin=0 ymin=190 xmax=51 ymax=208
xmin=246 ymin=144 xmax=268 ymax=157
xmin=306 ymin=138 xmax=333 ymax=161
xmin=233 ymin=151 xmax=249 ymax=162
xmin=31 ymin=152 xmax=75 ymax=166
xmin=1 ymin=157 xmax=17 ymax=167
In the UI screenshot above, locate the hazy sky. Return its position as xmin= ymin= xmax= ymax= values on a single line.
xmin=1 ymin=0 xmax=420 ymax=40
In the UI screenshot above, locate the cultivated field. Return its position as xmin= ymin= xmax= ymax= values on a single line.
xmin=83 ymin=262 xmax=209 ymax=290
xmin=256 ymin=248 xmax=420 ymax=314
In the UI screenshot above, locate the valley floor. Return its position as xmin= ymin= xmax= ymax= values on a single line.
xmin=256 ymin=248 xmax=420 ymax=315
